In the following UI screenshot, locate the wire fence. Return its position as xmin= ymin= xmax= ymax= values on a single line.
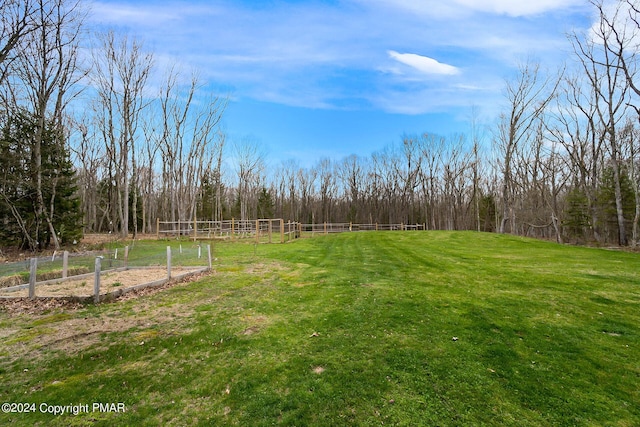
xmin=157 ymin=219 xmax=301 ymax=243
xmin=0 ymin=250 xmax=122 ymax=289
xmin=0 ymin=242 xmax=211 ymax=292
xmin=300 ymin=222 xmax=426 ymax=234
xmin=157 ymin=219 xmax=426 ymax=241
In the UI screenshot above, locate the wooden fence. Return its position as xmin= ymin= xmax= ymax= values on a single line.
xmin=157 ymin=219 xmax=426 ymax=242
xmin=300 ymin=222 xmax=426 ymax=234
xmin=157 ymin=219 xmax=301 ymax=243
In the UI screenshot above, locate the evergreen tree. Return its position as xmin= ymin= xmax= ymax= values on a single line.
xmin=597 ymin=166 xmax=635 ymax=243
xmin=563 ymin=188 xmax=591 ymax=242
xmin=479 ymin=195 xmax=497 ymax=232
xmin=257 ymin=187 xmax=274 ymax=218
xmin=0 ymin=111 xmax=82 ymax=248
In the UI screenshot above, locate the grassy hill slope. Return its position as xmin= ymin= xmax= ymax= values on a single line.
xmin=1 ymin=231 xmax=639 ymax=426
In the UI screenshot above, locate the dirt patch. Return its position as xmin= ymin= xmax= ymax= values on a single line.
xmin=0 ymin=267 xmax=200 ymax=298
xmin=242 ymin=326 xmax=260 ymax=335
xmin=244 ymin=261 xmax=288 ymax=275
xmin=0 ymin=270 xmax=213 ymax=361
xmin=0 ymin=270 xmax=210 ymax=315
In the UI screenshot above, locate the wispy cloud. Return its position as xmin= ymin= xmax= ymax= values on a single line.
xmin=86 ymin=0 xmax=592 ymax=116
xmin=387 ymin=51 xmax=460 ymax=76
xmin=453 ymin=0 xmax=584 ymax=17
xmin=362 ymin=0 xmax=585 ymax=18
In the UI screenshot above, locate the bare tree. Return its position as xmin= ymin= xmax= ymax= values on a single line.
xmin=70 ymin=114 xmax=103 ymax=233
xmin=338 ymin=155 xmax=366 ymax=223
xmin=469 ymin=106 xmax=487 ymax=232
xmin=298 ymin=166 xmax=317 ymax=223
xmin=10 ymin=0 xmax=85 ymax=249
xmin=419 ymin=133 xmax=444 ymax=230
xmin=0 ymin=0 xmax=37 ymax=86
xmin=92 ymin=30 xmax=153 ymax=238
xmin=594 ymin=0 xmax=640 ymax=245
xmin=314 ymin=157 xmax=336 ymax=223
xmin=572 ymin=8 xmax=632 ymax=245
xmin=211 ymin=131 xmax=226 ymax=223
xmin=281 ymin=159 xmax=299 ymax=220
xmin=157 ymin=68 xmax=226 ymax=224
xmin=233 ymin=138 xmax=265 ymax=221
xmin=548 ymin=73 xmax=605 ymax=242
xmin=495 ymin=60 xmax=558 ymax=234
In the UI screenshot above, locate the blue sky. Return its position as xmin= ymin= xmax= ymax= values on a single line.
xmin=87 ymin=0 xmax=594 ymax=166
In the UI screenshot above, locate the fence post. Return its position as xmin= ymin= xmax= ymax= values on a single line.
xmin=156 ymin=218 xmax=160 ymax=240
xmin=231 ymin=217 xmax=235 ymax=240
xmin=28 ymin=257 xmax=37 ymax=299
xmin=256 ymin=219 xmax=260 ymax=243
xmin=193 ymin=213 xmax=197 ymax=242
xmin=280 ymin=219 xmax=285 ymax=243
xmin=94 ymin=257 xmax=101 ymax=303
xmin=124 ymin=246 xmax=129 ymax=269
xmin=167 ymin=246 xmax=172 ymax=280
xmin=324 ymin=222 xmax=327 ymax=235
xmin=207 ymin=244 xmax=212 ymax=270
xmin=63 ymin=251 xmax=69 ymax=278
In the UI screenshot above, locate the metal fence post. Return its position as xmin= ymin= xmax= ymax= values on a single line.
xmin=167 ymin=246 xmax=172 ymax=280
xmin=94 ymin=257 xmax=101 ymax=303
xmin=207 ymin=244 xmax=212 ymax=270
xmin=62 ymin=251 xmax=69 ymax=278
xmin=28 ymin=258 xmax=37 ymax=299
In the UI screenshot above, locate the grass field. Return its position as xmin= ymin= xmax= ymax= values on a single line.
xmin=0 ymin=231 xmax=639 ymax=426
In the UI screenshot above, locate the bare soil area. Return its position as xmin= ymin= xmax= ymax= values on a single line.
xmin=0 ymin=269 xmax=214 ymax=363
xmin=0 ymin=267 xmax=200 ymax=298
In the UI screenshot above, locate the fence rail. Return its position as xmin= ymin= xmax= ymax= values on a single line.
xmin=299 ymin=222 xmax=426 ymax=233
xmin=157 ymin=219 xmax=301 ymax=243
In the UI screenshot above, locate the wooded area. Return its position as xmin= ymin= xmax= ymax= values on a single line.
xmin=2 ymin=0 xmax=640 ymax=250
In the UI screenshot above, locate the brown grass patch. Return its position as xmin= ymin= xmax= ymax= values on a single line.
xmin=0 ymin=270 xmax=213 ymax=363
xmin=0 ymin=275 xmax=23 ymax=289
xmin=0 ymin=267 xmax=202 ymax=298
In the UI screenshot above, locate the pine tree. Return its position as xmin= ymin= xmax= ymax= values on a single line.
xmin=0 ymin=111 xmax=82 ymax=248
xmin=597 ymin=166 xmax=635 ymax=244
xmin=257 ymin=187 xmax=274 ymax=219
xmin=563 ymin=188 xmax=590 ymax=242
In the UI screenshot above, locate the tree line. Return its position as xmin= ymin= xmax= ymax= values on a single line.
xmin=2 ymin=0 xmax=640 ymax=250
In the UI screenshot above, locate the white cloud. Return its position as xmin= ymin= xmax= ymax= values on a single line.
xmin=90 ymin=1 xmax=185 ymax=28
xmin=360 ymin=0 xmax=584 ymax=18
xmin=387 ymin=51 xmax=460 ymax=76
xmin=587 ymin=0 xmax=640 ymax=49
xmin=453 ymin=0 xmax=583 ymax=17
xmin=85 ymin=0 xmax=589 ymax=114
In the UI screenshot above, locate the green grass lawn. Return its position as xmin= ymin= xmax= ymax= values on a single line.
xmin=1 ymin=231 xmax=639 ymax=426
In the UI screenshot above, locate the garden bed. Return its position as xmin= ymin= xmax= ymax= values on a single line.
xmin=0 ymin=266 xmax=208 ymax=302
